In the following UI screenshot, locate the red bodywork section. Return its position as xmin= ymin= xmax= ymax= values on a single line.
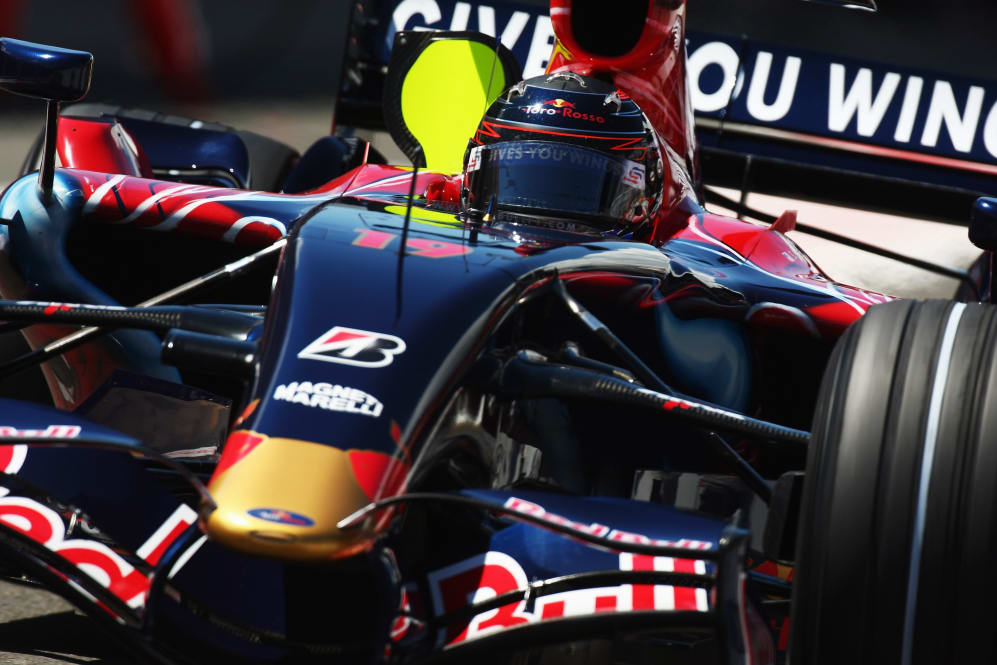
xmin=73 ymin=170 xmax=288 ymax=246
xmin=548 ymin=0 xmax=693 ymax=166
xmin=57 ymin=118 xmax=152 ymax=178
xmin=547 ymin=0 xmax=696 ymax=243
xmin=675 ymin=212 xmax=889 ymax=332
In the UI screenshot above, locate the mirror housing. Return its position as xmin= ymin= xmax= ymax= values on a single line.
xmin=0 ymin=38 xmax=93 ymax=203
xmin=970 ymin=197 xmax=997 ymax=252
xmin=0 ymin=37 xmax=92 ymax=102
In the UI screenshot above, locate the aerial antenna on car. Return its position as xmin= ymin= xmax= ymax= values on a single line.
xmin=395 ymin=145 xmax=423 ymax=324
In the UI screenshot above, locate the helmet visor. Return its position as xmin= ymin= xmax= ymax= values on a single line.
xmin=464 ymin=141 xmax=645 ymax=226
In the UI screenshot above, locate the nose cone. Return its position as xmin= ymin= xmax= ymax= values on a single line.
xmin=203 ymin=432 xmax=381 ymax=561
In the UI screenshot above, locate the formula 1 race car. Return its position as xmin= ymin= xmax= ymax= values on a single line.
xmin=1 ymin=1 xmax=997 ymax=664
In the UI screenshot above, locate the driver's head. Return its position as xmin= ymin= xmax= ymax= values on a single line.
xmin=461 ymin=72 xmax=664 ymax=234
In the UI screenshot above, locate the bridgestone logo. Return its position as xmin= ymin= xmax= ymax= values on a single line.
xmin=298 ymin=326 xmax=406 ymax=368
xmin=273 ymin=382 xmax=382 ymax=418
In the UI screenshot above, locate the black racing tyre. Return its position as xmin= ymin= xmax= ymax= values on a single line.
xmin=790 ymin=299 xmax=997 ymax=664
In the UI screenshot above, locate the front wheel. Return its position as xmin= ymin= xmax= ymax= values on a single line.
xmin=791 ymin=299 xmax=997 ymax=664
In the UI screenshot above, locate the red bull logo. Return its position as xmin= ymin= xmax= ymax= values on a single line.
xmin=543 ymin=98 xmax=576 ymax=109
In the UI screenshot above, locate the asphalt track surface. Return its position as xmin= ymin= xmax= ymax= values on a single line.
xmin=0 ymin=579 xmax=129 ymax=664
xmin=0 ymin=101 xmax=981 ymax=664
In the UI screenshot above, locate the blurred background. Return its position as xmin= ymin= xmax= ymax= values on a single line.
xmin=0 ymin=0 xmax=357 ymax=181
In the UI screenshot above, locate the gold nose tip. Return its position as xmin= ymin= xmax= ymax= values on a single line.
xmin=203 ymin=433 xmax=376 ymax=561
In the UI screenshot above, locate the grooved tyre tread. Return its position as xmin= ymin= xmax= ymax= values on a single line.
xmin=791 ymin=300 xmax=997 ymax=665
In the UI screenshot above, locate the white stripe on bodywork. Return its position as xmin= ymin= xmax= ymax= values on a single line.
xmin=345 ymin=172 xmax=426 ymax=195
xmin=112 ymin=183 xmax=207 ymax=224
xmin=82 ymin=174 xmax=126 ymax=214
xmin=81 ymin=177 xmax=328 ymax=233
xmin=136 ymin=504 xmax=197 ymax=560
xmin=148 ymin=191 xmax=329 ymax=232
xmin=168 ymin=534 xmax=208 ymax=579
xmin=900 ymin=302 xmax=966 ymax=665
xmin=222 ymin=216 xmax=287 ymax=242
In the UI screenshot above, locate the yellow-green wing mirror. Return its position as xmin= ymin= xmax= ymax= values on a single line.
xmin=383 ymin=31 xmax=522 ymax=171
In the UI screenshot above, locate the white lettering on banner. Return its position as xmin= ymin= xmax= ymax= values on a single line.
xmin=473 ymin=3 xmax=491 ymax=33
xmin=457 ymin=3 xmax=532 ymax=51
xmin=920 ymin=80 xmax=985 ymax=153
xmin=386 ymin=2 xmax=551 ymax=78
xmin=746 ymin=52 xmax=801 ymax=122
xmin=499 ymin=11 xmax=531 ymax=51
xmin=828 ymin=65 xmax=901 ymax=137
xmin=983 ymin=101 xmax=997 ymax=160
xmin=894 ymin=76 xmax=924 ymax=142
xmin=391 ymin=0 xmax=442 ymax=34
xmin=688 ymin=41 xmax=740 ymax=113
xmin=825 ymin=63 xmax=997 ymax=156
xmin=523 ymin=15 xmax=555 ymax=78
xmin=450 ymin=1 xmax=471 ymax=30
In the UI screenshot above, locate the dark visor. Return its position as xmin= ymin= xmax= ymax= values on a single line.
xmin=464 ymin=141 xmax=645 ymax=226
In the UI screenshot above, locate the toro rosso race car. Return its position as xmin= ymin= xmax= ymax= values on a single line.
xmin=1 ymin=1 xmax=997 ymax=664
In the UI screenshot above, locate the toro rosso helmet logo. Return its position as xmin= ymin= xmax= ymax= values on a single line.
xmin=298 ymin=326 xmax=406 ymax=368
xmin=523 ymin=97 xmax=605 ymax=123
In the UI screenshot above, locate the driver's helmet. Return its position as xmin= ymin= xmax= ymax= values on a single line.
xmin=461 ymin=72 xmax=663 ymax=234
